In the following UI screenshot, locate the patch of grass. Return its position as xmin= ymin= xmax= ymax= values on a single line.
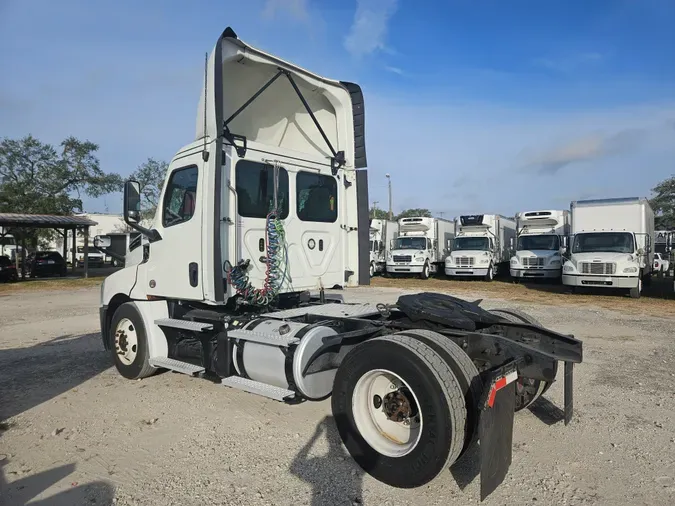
xmin=0 ymin=276 xmax=105 ymax=294
xmin=370 ymin=276 xmax=675 ymax=317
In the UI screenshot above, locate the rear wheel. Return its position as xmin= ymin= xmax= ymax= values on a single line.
xmin=109 ymin=302 xmax=156 ymax=380
xmin=489 ymin=308 xmax=557 ymax=410
xmin=332 ymin=335 xmax=466 ymax=488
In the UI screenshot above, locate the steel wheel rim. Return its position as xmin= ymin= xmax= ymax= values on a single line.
xmin=114 ymin=317 xmax=138 ymax=365
xmin=352 ymin=369 xmax=423 ymax=458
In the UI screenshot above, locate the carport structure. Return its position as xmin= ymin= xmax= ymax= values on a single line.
xmin=0 ymin=213 xmax=98 ymax=279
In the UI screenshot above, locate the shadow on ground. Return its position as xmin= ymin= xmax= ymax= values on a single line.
xmin=0 ymin=460 xmax=114 ymax=506
xmin=290 ymin=416 xmax=365 ymax=506
xmin=0 ymin=333 xmax=111 ymax=422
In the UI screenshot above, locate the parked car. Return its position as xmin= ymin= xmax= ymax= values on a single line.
xmin=653 ymin=252 xmax=670 ymax=275
xmin=27 ymin=251 xmax=67 ymax=277
xmin=0 ymin=255 xmax=18 ymax=282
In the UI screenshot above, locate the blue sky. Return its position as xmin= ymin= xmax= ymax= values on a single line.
xmin=1 ymin=0 xmax=674 ymax=217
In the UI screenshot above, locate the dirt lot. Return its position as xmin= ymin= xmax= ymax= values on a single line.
xmin=1 ymin=280 xmax=674 ymax=505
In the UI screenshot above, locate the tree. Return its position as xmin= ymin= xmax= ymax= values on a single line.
xmin=370 ymin=206 xmax=389 ymax=219
xmin=650 ymin=175 xmax=675 ymax=229
xmin=0 ymin=135 xmax=121 ymax=215
xmin=128 ymin=158 xmax=168 ymax=220
xmin=396 ymin=208 xmax=432 ymax=220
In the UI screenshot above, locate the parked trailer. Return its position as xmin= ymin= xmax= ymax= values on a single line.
xmin=446 ymin=214 xmax=516 ymax=281
xmin=386 ymin=217 xmax=454 ymax=279
xmin=510 ymin=210 xmax=569 ymax=281
xmin=96 ymin=26 xmax=583 ymax=502
xmin=562 ymin=197 xmax=654 ymax=298
xmin=369 ymin=218 xmax=397 ymax=276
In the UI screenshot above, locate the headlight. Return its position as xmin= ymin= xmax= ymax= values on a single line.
xmin=563 ymin=264 xmax=575 ymax=273
xmin=415 ymin=256 xmax=425 ymax=261
xmin=387 ymin=251 xmax=392 ymax=259
xmin=549 ymin=260 xmax=561 ymax=267
xmin=623 ymin=266 xmax=638 ymax=273
xmin=510 ymin=258 xmax=519 ymax=265
xmin=479 ymin=258 xmax=489 ymax=264
xmin=446 ymin=257 xmax=454 ymax=265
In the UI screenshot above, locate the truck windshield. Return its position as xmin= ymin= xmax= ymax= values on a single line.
xmin=393 ymin=237 xmax=426 ymax=250
xmin=572 ymin=232 xmax=634 ymax=254
xmin=517 ymin=235 xmax=559 ymax=251
xmin=454 ymin=237 xmax=489 ymax=251
xmin=0 ymin=237 xmax=16 ymax=246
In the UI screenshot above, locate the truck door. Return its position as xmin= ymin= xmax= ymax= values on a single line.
xmin=234 ymin=156 xmax=343 ymax=291
xmin=146 ymin=152 xmax=204 ymax=300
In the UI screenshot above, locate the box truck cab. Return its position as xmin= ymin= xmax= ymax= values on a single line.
xmin=562 ymin=197 xmax=654 ymax=298
xmin=386 ymin=217 xmax=453 ymax=279
xmin=510 ymin=210 xmax=569 ymax=281
xmin=446 ymin=214 xmax=516 ymax=281
xmin=0 ymin=233 xmax=23 ymax=261
xmin=368 ymin=218 xmax=397 ymax=277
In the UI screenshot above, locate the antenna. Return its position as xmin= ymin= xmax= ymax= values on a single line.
xmin=201 ymin=52 xmax=209 ymax=162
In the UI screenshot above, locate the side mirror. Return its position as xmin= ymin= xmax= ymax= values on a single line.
xmin=94 ymin=235 xmax=111 ymax=248
xmin=637 ymin=247 xmax=645 ymax=256
xmin=509 ymin=237 xmax=514 ymax=249
xmin=124 ymin=181 xmax=142 ymax=224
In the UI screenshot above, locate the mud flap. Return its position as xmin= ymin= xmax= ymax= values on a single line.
xmin=479 ymin=362 xmax=518 ymax=501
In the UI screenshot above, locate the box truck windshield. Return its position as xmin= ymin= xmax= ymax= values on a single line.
xmin=518 ymin=235 xmax=559 ymax=251
xmin=454 ymin=237 xmax=490 ymax=251
xmin=394 ymin=237 xmax=426 ymax=250
xmin=0 ymin=237 xmax=16 ymax=246
xmin=572 ymin=232 xmax=634 ymax=254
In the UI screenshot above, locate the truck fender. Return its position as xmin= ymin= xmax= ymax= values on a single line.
xmin=129 ymin=300 xmax=170 ymax=359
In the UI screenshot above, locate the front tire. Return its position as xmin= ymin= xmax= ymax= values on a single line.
xmin=369 ymin=262 xmax=375 ymax=278
xmin=484 ymin=263 xmax=494 ymax=282
xmin=332 ymin=335 xmax=467 ymax=488
xmin=420 ymin=262 xmax=430 ymax=280
xmin=109 ymin=302 xmax=156 ymax=380
xmin=629 ymin=278 xmax=642 ymax=299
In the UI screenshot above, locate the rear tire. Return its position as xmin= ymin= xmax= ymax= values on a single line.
xmin=109 ymin=302 xmax=156 ymax=380
xmin=394 ymin=329 xmax=482 ymax=457
xmin=332 ymin=335 xmax=466 ymax=488
xmin=489 ymin=308 xmax=557 ymax=409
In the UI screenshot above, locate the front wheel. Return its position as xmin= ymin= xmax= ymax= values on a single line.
xmin=369 ymin=262 xmax=375 ymax=278
xmin=332 ymin=335 xmax=467 ymax=488
xmin=484 ymin=263 xmax=494 ymax=282
xmin=629 ymin=277 xmax=642 ymax=299
xmin=109 ymin=302 xmax=156 ymax=380
xmin=420 ymin=261 xmax=430 ymax=280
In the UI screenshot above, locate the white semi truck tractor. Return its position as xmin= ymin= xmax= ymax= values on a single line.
xmin=385 ymin=217 xmax=454 ymax=279
xmin=510 ymin=210 xmax=570 ymax=281
xmin=368 ymin=218 xmax=397 ymax=276
xmin=96 ymin=26 xmax=582 ymax=501
xmin=562 ymin=197 xmax=654 ymax=298
xmin=445 ymin=214 xmax=516 ymax=281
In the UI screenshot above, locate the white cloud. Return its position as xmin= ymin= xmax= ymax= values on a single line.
xmin=383 ymin=65 xmax=403 ymax=75
xmin=344 ymin=0 xmax=399 ymax=58
xmin=262 ymin=0 xmax=310 ymax=22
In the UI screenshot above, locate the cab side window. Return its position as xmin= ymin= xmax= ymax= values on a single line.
xmin=236 ymin=160 xmax=290 ymax=219
xmin=163 ymin=165 xmax=199 ymax=227
xmin=297 ymin=172 xmax=338 ymax=223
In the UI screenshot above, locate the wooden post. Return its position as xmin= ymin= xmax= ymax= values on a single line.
xmin=20 ymin=236 xmax=26 ymax=280
xmin=71 ymin=228 xmax=77 ymax=272
xmin=83 ymin=227 xmax=89 ymax=279
xmin=62 ymin=229 xmax=68 ymax=261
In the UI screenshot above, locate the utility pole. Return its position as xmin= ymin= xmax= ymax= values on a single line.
xmin=372 ymin=200 xmax=379 ymax=218
xmin=439 ymin=211 xmax=445 ymax=219
xmin=386 ymin=174 xmax=393 ymax=220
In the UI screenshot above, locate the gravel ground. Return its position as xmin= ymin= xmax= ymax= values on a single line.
xmin=1 ymin=284 xmax=674 ymax=506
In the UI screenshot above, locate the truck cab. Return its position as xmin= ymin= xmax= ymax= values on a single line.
xmin=446 ymin=214 xmax=516 ymax=281
xmin=386 ymin=217 xmax=439 ymax=279
xmin=562 ymin=198 xmax=654 ymax=298
xmin=0 ymin=233 xmax=22 ymax=262
xmin=510 ymin=210 xmax=569 ymax=281
xmin=368 ymin=218 xmax=397 ymax=277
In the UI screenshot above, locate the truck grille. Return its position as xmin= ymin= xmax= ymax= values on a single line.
xmin=393 ymin=255 xmax=411 ymax=263
xmin=456 ymin=257 xmax=475 ymax=267
xmin=522 ymin=257 xmax=544 ymax=267
xmin=580 ymin=262 xmax=616 ymax=275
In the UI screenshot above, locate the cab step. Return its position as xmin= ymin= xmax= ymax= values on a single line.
xmin=154 ymin=318 xmax=213 ymax=332
xmin=149 ymin=357 xmax=206 ymax=376
xmin=227 ymin=328 xmax=299 ymax=347
xmin=221 ymin=376 xmax=295 ymax=402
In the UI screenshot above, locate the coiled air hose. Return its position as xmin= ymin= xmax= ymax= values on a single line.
xmin=224 ymin=162 xmax=288 ymax=306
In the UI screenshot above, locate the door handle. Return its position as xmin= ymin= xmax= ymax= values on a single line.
xmin=189 ymin=262 xmax=198 ymax=287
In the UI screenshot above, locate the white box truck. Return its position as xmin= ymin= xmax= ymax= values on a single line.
xmin=386 ymin=217 xmax=454 ymax=278
xmin=93 ymin=25 xmax=583 ymax=501
xmin=510 ymin=210 xmax=570 ymax=281
xmin=562 ymin=197 xmax=654 ymax=298
xmin=445 ymin=214 xmax=516 ymax=281
xmin=368 ymin=218 xmax=397 ymax=276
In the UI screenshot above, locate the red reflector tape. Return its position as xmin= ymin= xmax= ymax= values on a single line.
xmin=487 ymin=370 xmax=519 ymax=408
